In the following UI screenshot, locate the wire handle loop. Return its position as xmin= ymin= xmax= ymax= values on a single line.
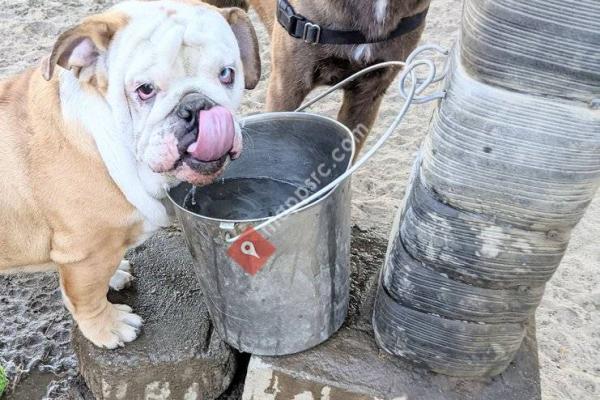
xmin=225 ymin=44 xmax=448 ymax=243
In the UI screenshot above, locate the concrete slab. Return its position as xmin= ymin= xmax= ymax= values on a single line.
xmin=243 ymin=228 xmax=541 ymax=400
xmin=72 ymin=230 xmax=237 ymax=400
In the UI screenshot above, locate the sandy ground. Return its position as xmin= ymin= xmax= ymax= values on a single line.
xmin=0 ymin=0 xmax=598 ymax=399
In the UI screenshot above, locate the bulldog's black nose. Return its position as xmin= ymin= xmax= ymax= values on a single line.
xmin=177 ymin=93 xmax=215 ymax=126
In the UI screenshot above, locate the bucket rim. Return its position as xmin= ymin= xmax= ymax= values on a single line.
xmin=166 ymin=111 xmax=355 ymax=224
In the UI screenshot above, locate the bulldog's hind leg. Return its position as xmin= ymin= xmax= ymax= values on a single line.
xmin=109 ymin=260 xmax=134 ymax=291
xmin=58 ymin=250 xmax=142 ymax=349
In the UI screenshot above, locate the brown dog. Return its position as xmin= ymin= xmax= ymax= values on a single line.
xmin=230 ymin=0 xmax=431 ymax=152
xmin=0 ymin=0 xmax=259 ymax=348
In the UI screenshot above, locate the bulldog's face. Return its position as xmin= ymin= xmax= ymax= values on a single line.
xmin=43 ymin=0 xmax=260 ymax=186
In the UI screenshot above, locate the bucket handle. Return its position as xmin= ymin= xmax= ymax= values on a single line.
xmin=225 ymin=44 xmax=448 ymax=243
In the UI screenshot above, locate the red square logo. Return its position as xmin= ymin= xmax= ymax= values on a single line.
xmin=227 ymin=228 xmax=276 ymax=276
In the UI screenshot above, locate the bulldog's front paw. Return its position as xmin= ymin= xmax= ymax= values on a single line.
xmin=109 ymin=260 xmax=134 ymax=291
xmin=77 ymin=303 xmax=143 ymax=349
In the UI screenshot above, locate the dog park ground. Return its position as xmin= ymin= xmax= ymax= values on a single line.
xmin=0 ymin=0 xmax=598 ymax=398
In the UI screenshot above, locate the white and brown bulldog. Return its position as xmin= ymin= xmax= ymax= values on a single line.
xmin=0 ymin=0 xmax=260 ymax=348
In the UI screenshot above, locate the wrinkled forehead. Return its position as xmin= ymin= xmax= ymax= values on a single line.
xmin=109 ymin=1 xmax=239 ymax=84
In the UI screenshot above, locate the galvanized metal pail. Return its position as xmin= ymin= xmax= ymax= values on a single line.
xmin=168 ymin=112 xmax=354 ymax=355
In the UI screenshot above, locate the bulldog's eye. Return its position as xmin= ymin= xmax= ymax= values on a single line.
xmin=219 ymin=67 xmax=235 ymax=86
xmin=136 ymin=83 xmax=157 ymax=100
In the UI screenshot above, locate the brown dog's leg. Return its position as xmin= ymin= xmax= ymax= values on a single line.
xmin=56 ymin=238 xmax=142 ymax=349
xmin=266 ymin=75 xmax=312 ymax=112
xmin=266 ymin=43 xmax=313 ymax=111
xmin=337 ymin=67 xmax=401 ymax=154
xmin=246 ymin=0 xmax=276 ymax=34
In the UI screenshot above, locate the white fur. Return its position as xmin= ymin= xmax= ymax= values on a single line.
xmin=109 ymin=260 xmax=134 ymax=291
xmin=375 ymin=0 xmax=388 ymax=23
xmin=353 ymin=44 xmax=373 ymax=63
xmin=59 ymin=283 xmax=143 ymax=349
xmin=60 ymin=73 xmax=171 ymax=228
xmin=354 ymin=0 xmax=388 ymax=62
xmin=59 ymin=1 xmax=246 ymax=231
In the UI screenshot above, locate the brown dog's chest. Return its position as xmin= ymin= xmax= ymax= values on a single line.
xmin=313 ymin=56 xmax=355 ymax=86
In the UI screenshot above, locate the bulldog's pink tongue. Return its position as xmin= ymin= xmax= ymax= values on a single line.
xmin=187 ymin=106 xmax=235 ymax=162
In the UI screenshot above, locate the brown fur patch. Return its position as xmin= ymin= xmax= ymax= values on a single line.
xmin=43 ymin=11 xmax=129 ymax=81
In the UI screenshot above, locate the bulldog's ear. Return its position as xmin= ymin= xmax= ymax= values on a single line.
xmin=220 ymin=8 xmax=261 ymax=89
xmin=42 ymin=13 xmax=128 ymax=81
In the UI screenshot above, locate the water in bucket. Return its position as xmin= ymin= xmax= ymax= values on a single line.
xmin=183 ymin=178 xmax=315 ymax=220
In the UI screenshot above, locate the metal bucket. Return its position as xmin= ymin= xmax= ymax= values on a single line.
xmin=168 ymin=112 xmax=354 ymax=355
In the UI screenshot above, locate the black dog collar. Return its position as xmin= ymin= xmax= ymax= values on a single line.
xmin=276 ymin=0 xmax=428 ymax=45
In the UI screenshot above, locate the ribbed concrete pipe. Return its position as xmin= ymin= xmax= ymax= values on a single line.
xmin=373 ymin=0 xmax=600 ymax=377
